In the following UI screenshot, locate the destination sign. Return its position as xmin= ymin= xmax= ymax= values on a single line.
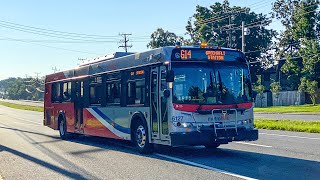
xmin=172 ymin=48 xmax=244 ymax=62
xmin=205 ymin=50 xmax=225 ymax=61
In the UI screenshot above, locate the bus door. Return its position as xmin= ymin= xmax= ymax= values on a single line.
xmin=150 ymin=66 xmax=169 ymax=141
xmin=74 ymin=81 xmax=84 ymax=132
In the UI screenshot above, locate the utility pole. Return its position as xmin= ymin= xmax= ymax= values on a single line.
xmin=242 ymin=21 xmax=245 ymax=52
xmin=34 ymin=72 xmax=41 ymax=81
xmin=118 ymin=33 xmax=132 ymax=53
xmin=78 ymin=58 xmax=86 ymax=65
xmin=52 ymin=66 xmax=60 ymax=73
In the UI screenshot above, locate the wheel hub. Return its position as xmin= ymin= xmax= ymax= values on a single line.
xmin=60 ymin=120 xmax=65 ymax=136
xmin=136 ymin=125 xmax=146 ymax=148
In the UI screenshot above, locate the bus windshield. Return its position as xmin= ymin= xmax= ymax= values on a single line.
xmin=172 ymin=62 xmax=253 ymax=105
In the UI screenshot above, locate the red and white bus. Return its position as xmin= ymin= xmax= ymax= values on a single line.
xmin=44 ymin=45 xmax=258 ymax=153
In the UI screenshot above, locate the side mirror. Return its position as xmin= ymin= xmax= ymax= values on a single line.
xmin=166 ymin=70 xmax=174 ymax=82
xmin=163 ymin=89 xmax=170 ymax=98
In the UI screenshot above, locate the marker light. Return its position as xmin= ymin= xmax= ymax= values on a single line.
xmin=200 ymin=42 xmax=208 ymax=48
xmin=163 ymin=61 xmax=170 ymax=65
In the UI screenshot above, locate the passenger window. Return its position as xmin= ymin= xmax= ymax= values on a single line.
xmin=106 ymin=72 xmax=121 ymax=106
xmin=51 ymin=82 xmax=61 ymax=102
xmin=89 ymin=76 xmax=103 ymax=105
xmin=62 ymin=82 xmax=72 ymax=102
xmin=127 ymin=79 xmax=145 ymax=105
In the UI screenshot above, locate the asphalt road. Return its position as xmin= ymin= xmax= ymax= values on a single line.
xmin=0 ymin=105 xmax=319 ymax=180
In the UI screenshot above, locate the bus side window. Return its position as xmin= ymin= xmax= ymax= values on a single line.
xmin=62 ymin=82 xmax=72 ymax=102
xmin=107 ymin=81 xmax=121 ymax=105
xmin=127 ymin=79 xmax=145 ymax=106
xmin=52 ymin=82 xmax=61 ymax=102
xmin=89 ymin=76 xmax=103 ymax=106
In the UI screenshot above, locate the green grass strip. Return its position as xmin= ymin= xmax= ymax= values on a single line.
xmin=0 ymin=101 xmax=43 ymax=112
xmin=255 ymin=118 xmax=320 ymax=133
xmin=254 ymin=105 xmax=320 ymax=113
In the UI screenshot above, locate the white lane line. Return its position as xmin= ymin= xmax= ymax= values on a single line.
xmin=155 ymin=153 xmax=257 ymax=180
xmin=11 ymin=116 xmax=42 ymax=125
xmin=260 ymin=132 xmax=320 ymax=140
xmin=234 ymin=142 xmax=272 ymax=148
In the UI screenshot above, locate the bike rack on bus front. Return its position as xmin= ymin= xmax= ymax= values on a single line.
xmin=211 ymin=109 xmax=238 ymax=137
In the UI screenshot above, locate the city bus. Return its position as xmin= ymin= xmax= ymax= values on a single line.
xmin=44 ymin=45 xmax=258 ymax=153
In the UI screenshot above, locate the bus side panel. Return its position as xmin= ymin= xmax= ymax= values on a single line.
xmin=52 ymin=102 xmax=75 ymax=132
xmin=83 ymin=108 xmax=121 ymax=139
xmin=44 ymin=83 xmax=53 ymax=127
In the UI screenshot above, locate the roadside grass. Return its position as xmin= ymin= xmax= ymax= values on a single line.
xmin=255 ymin=118 xmax=320 ymax=133
xmin=0 ymin=101 xmax=43 ymax=112
xmin=254 ymin=105 xmax=320 ymax=113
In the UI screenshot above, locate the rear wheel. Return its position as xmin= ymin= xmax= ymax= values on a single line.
xmin=133 ymin=119 xmax=153 ymax=154
xmin=204 ymin=143 xmax=220 ymax=149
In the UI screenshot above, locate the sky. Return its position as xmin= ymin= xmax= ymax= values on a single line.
xmin=0 ymin=0 xmax=281 ymax=80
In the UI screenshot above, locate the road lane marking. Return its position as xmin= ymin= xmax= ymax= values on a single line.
xmin=260 ymin=133 xmax=320 ymax=140
xmin=155 ymin=153 xmax=257 ymax=180
xmin=11 ymin=116 xmax=42 ymax=125
xmin=234 ymin=142 xmax=272 ymax=148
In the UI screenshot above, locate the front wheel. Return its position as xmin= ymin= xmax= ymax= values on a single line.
xmin=133 ymin=119 xmax=153 ymax=154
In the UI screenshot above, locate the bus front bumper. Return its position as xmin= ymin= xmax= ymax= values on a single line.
xmin=170 ymin=128 xmax=258 ymax=146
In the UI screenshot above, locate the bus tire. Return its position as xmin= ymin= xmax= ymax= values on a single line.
xmin=58 ymin=116 xmax=69 ymax=140
xmin=132 ymin=118 xmax=153 ymax=154
xmin=204 ymin=143 xmax=220 ymax=149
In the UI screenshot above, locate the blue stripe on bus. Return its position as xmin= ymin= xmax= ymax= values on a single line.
xmin=91 ymin=107 xmax=131 ymax=134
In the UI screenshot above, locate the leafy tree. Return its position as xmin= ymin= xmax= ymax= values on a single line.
xmin=270 ymin=81 xmax=281 ymax=95
xmin=270 ymin=81 xmax=281 ymax=105
xmin=299 ymin=39 xmax=320 ymax=82
xmin=0 ymin=77 xmax=44 ymax=101
xmin=272 ymin=0 xmax=319 ymax=90
xmin=299 ymin=77 xmax=319 ymax=105
xmin=147 ymin=28 xmax=183 ymax=49
xmin=185 ymin=0 xmax=276 ymax=83
xmin=255 ymin=85 xmax=265 ymax=107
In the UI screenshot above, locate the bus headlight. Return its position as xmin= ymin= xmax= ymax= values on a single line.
xmin=181 ymin=122 xmax=193 ymax=128
xmin=173 ymin=121 xmax=193 ymax=127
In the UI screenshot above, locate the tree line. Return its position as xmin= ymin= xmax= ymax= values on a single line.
xmin=0 ymin=77 xmax=44 ymax=101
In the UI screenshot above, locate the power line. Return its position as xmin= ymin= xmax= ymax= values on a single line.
xmin=0 ymin=36 xmax=100 ymax=55
xmin=0 ymin=20 xmax=149 ymax=39
xmin=195 ymin=0 xmax=272 ymax=26
xmin=0 ymin=20 xmax=151 ymax=41
xmin=0 ymin=37 xmax=148 ymax=44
